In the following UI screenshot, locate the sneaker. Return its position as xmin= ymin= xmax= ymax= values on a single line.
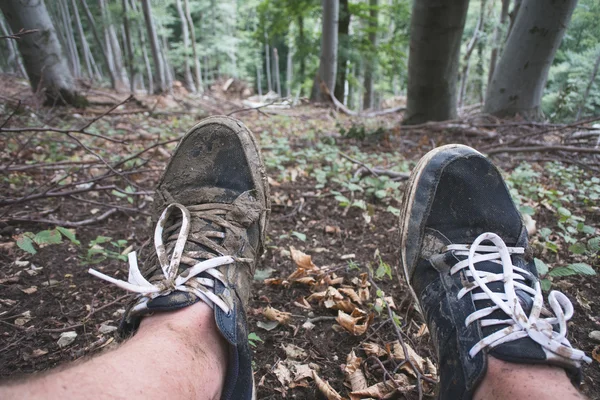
xmin=398 ymin=144 xmax=591 ymax=399
xmin=89 ymin=116 xmax=270 ymax=400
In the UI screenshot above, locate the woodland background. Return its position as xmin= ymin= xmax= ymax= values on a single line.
xmin=0 ymin=1 xmax=599 ymax=400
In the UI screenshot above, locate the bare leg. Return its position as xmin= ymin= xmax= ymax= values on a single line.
xmin=474 ymin=357 xmax=587 ymax=400
xmin=0 ymin=303 xmax=227 ymax=400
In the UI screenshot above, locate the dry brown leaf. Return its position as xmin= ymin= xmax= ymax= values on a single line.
xmin=339 ymin=288 xmax=362 ymax=304
xmin=375 ymin=296 xmax=396 ymax=310
xmin=282 ymin=343 xmax=308 ymax=360
xmin=336 ymin=309 xmax=372 ymax=336
xmin=362 ymin=342 xmax=386 ymax=357
xmin=390 ymin=341 xmax=425 ymax=374
xmin=31 ymin=348 xmax=48 ymax=358
xmin=344 ymin=351 xmax=368 ymax=394
xmin=425 ymin=357 xmax=438 ymax=378
xmin=312 ymin=371 xmax=343 ymax=400
xmin=307 ymin=290 xmax=327 ymax=302
xmin=325 ymin=225 xmax=341 ymax=234
xmin=290 ymin=247 xmax=318 ymax=271
xmin=20 ymin=286 xmax=37 ymax=294
xmin=264 ymin=278 xmax=284 ymax=286
xmin=326 ymin=286 xmax=344 ymax=300
xmin=295 ymin=276 xmax=317 ymax=285
xmin=263 ymin=306 xmax=292 ymax=325
xmin=268 ymin=176 xmax=281 ymax=187
xmin=350 ymin=375 xmax=412 ymax=400
xmin=293 ymin=364 xmax=313 ymax=381
xmin=274 ymin=361 xmax=293 ymax=386
xmin=416 ymin=323 xmax=429 ymax=338
xmin=323 ymin=274 xmax=344 ymax=286
xmin=592 ymin=345 xmax=600 ymax=363
xmin=331 ymin=299 xmax=356 ymax=313
xmin=293 ymin=297 xmax=312 ymax=310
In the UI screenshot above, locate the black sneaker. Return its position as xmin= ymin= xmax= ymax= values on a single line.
xmin=398 ymin=144 xmax=590 ymax=399
xmin=90 ymin=116 xmax=270 ymax=400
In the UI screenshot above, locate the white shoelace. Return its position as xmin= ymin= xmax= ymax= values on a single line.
xmin=448 ymin=232 xmax=591 ymax=363
xmin=89 ymin=203 xmax=236 ymax=314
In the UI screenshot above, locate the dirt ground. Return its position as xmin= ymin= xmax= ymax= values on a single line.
xmin=0 ymin=84 xmax=599 ymax=399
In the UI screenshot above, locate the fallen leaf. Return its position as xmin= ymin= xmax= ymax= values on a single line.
xmin=254 ymin=267 xmax=275 ymax=281
xmin=390 ymin=341 xmax=425 ymax=374
xmin=0 ymin=276 xmax=19 ymax=284
xmin=363 ymin=342 xmax=387 ymax=357
xmin=293 ymin=297 xmax=312 ymax=310
xmin=312 ymin=371 xmax=343 ymax=400
xmin=416 ymin=323 xmax=429 ymax=338
xmin=256 ymin=320 xmax=279 ymax=331
xmin=350 ymin=375 xmax=412 ymax=399
xmin=0 ymin=298 xmax=17 ymax=307
xmin=592 ymin=345 xmax=600 ymax=363
xmin=294 ymin=364 xmax=313 ymax=381
xmin=339 ymin=288 xmax=362 ymax=304
xmin=325 ymin=225 xmax=341 ymax=234
xmin=375 ymin=296 xmax=396 ymax=310
xmin=268 ymin=176 xmax=281 ymax=187
xmin=20 ymin=286 xmax=37 ymax=295
xmin=282 ymin=343 xmax=308 ymax=360
xmin=336 ymin=309 xmax=372 ymax=336
xmin=99 ymin=324 xmax=118 ymax=334
xmin=344 ymin=351 xmax=367 ymax=394
xmin=274 ymin=361 xmax=293 ymax=386
xmin=263 ymin=306 xmax=292 ymax=325
xmin=341 ymin=253 xmax=355 ymax=260
xmin=290 ymin=247 xmax=318 ymax=271
xmin=31 ymin=348 xmax=48 ymax=358
xmin=264 ymin=278 xmax=286 ymax=286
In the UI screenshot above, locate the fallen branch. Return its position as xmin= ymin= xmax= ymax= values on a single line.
xmin=321 ymin=80 xmax=406 ymax=118
xmin=486 ymin=145 xmax=600 ymax=156
xmin=355 ymin=167 xmax=410 ymax=181
xmin=227 ymin=100 xmax=278 ymax=117
xmin=0 ymin=95 xmax=134 ymax=143
xmin=4 ymin=208 xmax=119 ymax=228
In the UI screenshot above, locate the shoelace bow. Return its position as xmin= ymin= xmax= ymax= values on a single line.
xmin=448 ymin=232 xmax=592 ymax=363
xmin=89 ymin=203 xmax=248 ymax=314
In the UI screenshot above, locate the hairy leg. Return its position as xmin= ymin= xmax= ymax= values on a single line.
xmin=0 ymin=302 xmax=227 ymax=400
xmin=474 ymin=357 xmax=587 ymax=400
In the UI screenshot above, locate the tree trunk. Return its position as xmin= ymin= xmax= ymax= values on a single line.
xmin=274 ymin=47 xmax=281 ymax=96
xmin=161 ymin=34 xmax=174 ymax=94
xmin=286 ymin=41 xmax=293 ymax=98
xmin=184 ymin=0 xmax=203 ymax=93
xmin=297 ymin=15 xmax=305 ymax=85
xmin=459 ymin=0 xmax=486 ymax=108
xmin=404 ymin=0 xmax=469 ymax=124
xmin=256 ymin=63 xmax=263 ymax=96
xmin=141 ymin=0 xmax=166 ymax=92
xmin=0 ymin=0 xmax=86 ymax=106
xmin=70 ymin=0 xmax=94 ymax=80
xmin=176 ymin=0 xmax=195 ymax=93
xmin=121 ymin=0 xmax=135 ymax=92
xmin=0 ymin=14 xmax=27 ymax=78
xmin=100 ymin=0 xmax=128 ymax=91
xmin=334 ymin=0 xmax=350 ymax=102
xmin=484 ymin=0 xmax=578 ymax=120
xmin=311 ymin=0 xmax=339 ymax=102
xmin=488 ymin=0 xmax=510 ymax=85
xmin=79 ymin=0 xmax=117 ymax=88
xmin=58 ymin=0 xmax=81 ymax=78
xmin=575 ymin=50 xmax=600 ymax=120
xmin=363 ymin=0 xmax=378 ymax=110
xmin=264 ymin=33 xmax=272 ymax=92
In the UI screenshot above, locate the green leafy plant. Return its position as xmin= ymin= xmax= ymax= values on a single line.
xmin=248 ymin=332 xmax=263 ymax=347
xmin=83 ymin=236 xmax=128 ymax=264
xmin=534 ymin=257 xmax=596 ymax=291
xmin=15 ymin=227 xmax=80 ymax=255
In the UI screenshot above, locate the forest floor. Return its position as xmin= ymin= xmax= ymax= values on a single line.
xmin=0 ymin=75 xmax=599 ymax=399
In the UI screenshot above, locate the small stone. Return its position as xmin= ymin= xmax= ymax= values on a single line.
xmin=57 ymin=331 xmax=77 ymax=348
xmin=99 ymin=324 xmax=118 ymax=334
xmin=589 ymin=331 xmax=600 ymax=342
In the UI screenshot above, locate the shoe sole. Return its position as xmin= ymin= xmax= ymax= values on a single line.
xmin=398 ymin=144 xmax=482 ymax=306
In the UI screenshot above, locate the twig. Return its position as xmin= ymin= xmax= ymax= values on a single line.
xmin=4 ymin=208 xmax=119 ymax=227
xmin=369 ymin=277 xmax=435 ymax=400
xmin=321 ymin=80 xmax=406 ymax=118
xmin=305 ymin=316 xmax=337 ymax=324
xmin=339 ymin=152 xmax=379 ymax=177
xmin=486 ymin=145 xmax=600 ymax=156
xmin=355 ymin=167 xmax=410 ymax=181
xmin=0 ymin=101 xmax=21 ymax=129
xmin=0 ymin=95 xmax=134 ymax=143
xmin=0 ymin=29 xmax=38 ymax=40
xmin=226 ymin=100 xmax=278 ymax=116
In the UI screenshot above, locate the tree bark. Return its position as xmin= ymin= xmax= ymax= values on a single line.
xmin=121 ymin=0 xmax=135 ymax=92
xmin=99 ymin=0 xmax=128 ymax=90
xmin=334 ymin=0 xmax=350 ymax=101
xmin=484 ymin=0 xmax=578 ymax=120
xmin=70 ymin=0 xmax=94 ymax=80
xmin=176 ymin=0 xmax=195 ymax=93
xmin=286 ymin=40 xmax=293 ymax=98
xmin=297 ymin=15 xmax=305 ymax=85
xmin=404 ymin=0 xmax=469 ymax=124
xmin=312 ymin=0 xmax=339 ymax=102
xmin=0 ymin=0 xmax=86 ymax=106
xmin=488 ymin=0 xmax=510 ymax=85
xmin=58 ymin=0 xmax=81 ymax=78
xmin=79 ymin=0 xmax=117 ymax=88
xmin=459 ymin=0 xmax=486 ymax=108
xmin=0 ymin=14 xmax=27 ymax=78
xmin=363 ymin=0 xmax=378 ymax=110
xmin=274 ymin=47 xmax=281 ymax=96
xmin=184 ymin=0 xmax=203 ymax=93
xmin=141 ymin=0 xmax=166 ymax=92
xmin=264 ymin=33 xmax=272 ymax=93
xmin=576 ymin=50 xmax=600 ymax=120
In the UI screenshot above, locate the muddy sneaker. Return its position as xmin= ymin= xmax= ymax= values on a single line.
xmin=89 ymin=116 xmax=269 ymax=400
xmin=399 ymin=144 xmax=591 ymax=399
